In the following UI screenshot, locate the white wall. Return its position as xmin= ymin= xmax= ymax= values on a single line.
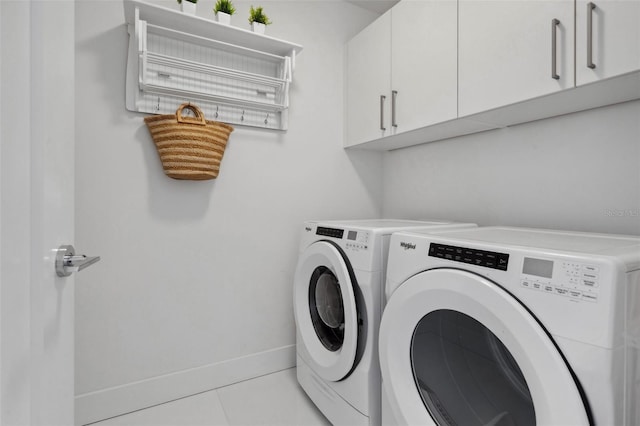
xmin=383 ymin=100 xmax=640 ymax=236
xmin=74 ymin=1 xmax=381 ymax=423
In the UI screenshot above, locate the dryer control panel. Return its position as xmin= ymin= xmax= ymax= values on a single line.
xmin=520 ymin=258 xmax=601 ymax=303
xmin=428 ymin=243 xmax=509 ymax=271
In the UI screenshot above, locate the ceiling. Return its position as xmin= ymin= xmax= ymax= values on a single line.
xmin=345 ymin=0 xmax=399 ymax=15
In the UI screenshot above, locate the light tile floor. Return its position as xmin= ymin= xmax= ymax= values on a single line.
xmin=90 ymin=368 xmax=330 ymax=426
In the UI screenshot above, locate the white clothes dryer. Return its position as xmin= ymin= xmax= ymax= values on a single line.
xmin=379 ymin=226 xmax=640 ymax=426
xmin=293 ymin=219 xmax=477 ymax=426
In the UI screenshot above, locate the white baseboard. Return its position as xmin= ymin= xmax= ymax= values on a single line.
xmin=75 ymin=345 xmax=296 ymax=425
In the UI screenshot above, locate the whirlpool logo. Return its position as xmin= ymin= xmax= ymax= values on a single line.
xmin=400 ymin=241 xmax=416 ymax=250
xmin=304 ymin=226 xmax=312 ymax=232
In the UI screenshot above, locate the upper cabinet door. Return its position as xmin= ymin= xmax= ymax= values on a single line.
xmin=391 ymin=0 xmax=458 ymax=134
xmin=459 ymin=0 xmax=575 ymax=117
xmin=346 ymin=11 xmax=392 ymax=146
xmin=576 ymin=0 xmax=640 ymax=86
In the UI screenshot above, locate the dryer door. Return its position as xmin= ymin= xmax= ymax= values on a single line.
xmin=293 ymin=241 xmax=359 ymax=382
xmin=379 ymin=268 xmax=591 ymax=426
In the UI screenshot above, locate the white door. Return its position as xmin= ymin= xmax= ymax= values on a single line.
xmin=379 ymin=269 xmax=591 ymax=426
xmin=1 ymin=1 xmax=77 ymax=424
xmin=345 ymin=10 xmax=391 ymax=147
xmin=390 ymin=0 xmax=457 ymax=134
xmin=458 ymin=0 xmax=575 ymax=117
xmin=575 ymin=0 xmax=640 ymax=85
xmin=293 ymin=241 xmax=359 ymax=382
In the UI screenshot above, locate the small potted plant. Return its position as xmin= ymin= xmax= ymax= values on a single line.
xmin=248 ymin=5 xmax=271 ymax=34
xmin=177 ymin=0 xmax=197 ymax=15
xmin=214 ymin=0 xmax=235 ymax=25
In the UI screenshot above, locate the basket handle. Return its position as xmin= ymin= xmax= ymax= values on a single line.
xmin=176 ymin=103 xmax=207 ymax=126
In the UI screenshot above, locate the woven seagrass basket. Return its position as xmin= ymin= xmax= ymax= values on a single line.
xmin=144 ymin=103 xmax=234 ymax=180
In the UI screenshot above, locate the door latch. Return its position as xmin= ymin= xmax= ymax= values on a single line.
xmin=56 ymin=245 xmax=101 ymax=277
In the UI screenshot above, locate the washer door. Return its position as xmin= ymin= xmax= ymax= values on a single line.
xmin=379 ymin=268 xmax=591 ymax=426
xmin=293 ymin=241 xmax=359 ymax=382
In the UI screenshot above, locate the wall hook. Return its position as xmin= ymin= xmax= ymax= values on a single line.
xmin=264 ymin=113 xmax=270 ymax=125
xmin=241 ymin=110 xmax=245 ymax=122
xmin=155 ymin=96 xmax=160 ymax=112
xmin=215 ymin=105 xmax=219 ymax=119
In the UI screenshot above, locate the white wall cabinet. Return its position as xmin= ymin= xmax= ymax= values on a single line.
xmin=458 ymin=0 xmax=575 ymax=117
xmin=575 ymin=0 xmax=640 ymax=86
xmin=346 ymin=11 xmax=392 ymax=145
xmin=346 ymin=0 xmax=458 ymax=147
xmin=346 ymin=0 xmax=639 ymax=150
xmin=390 ymin=0 xmax=458 ymax=135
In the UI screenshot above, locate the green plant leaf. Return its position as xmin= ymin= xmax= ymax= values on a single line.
xmin=248 ymin=5 xmax=271 ymax=25
xmin=214 ymin=0 xmax=235 ymax=15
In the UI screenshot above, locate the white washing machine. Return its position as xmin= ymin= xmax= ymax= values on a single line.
xmin=379 ymin=226 xmax=640 ymax=426
xmin=293 ymin=219 xmax=477 ymax=426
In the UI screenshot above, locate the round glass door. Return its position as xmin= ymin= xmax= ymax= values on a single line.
xmin=411 ymin=309 xmax=535 ymax=426
xmin=309 ymin=266 xmax=345 ymax=351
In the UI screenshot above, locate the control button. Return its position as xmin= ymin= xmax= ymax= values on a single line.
xmin=543 ymin=285 xmax=554 ymax=293
xmin=496 ymin=255 xmax=509 ymax=270
xmin=583 ymin=265 xmax=599 ymax=274
xmin=581 ymin=293 xmax=598 ymax=303
xmin=582 ymin=279 xmax=598 ymax=288
xmin=569 ymin=290 xmax=582 ymax=298
xmin=521 ymin=280 xmax=532 ymax=288
xmin=532 ymin=282 xmax=542 ymax=291
xmin=554 ymin=287 xmax=569 ymax=296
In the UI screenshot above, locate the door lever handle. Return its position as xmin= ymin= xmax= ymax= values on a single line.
xmin=56 ymin=245 xmax=101 ymax=277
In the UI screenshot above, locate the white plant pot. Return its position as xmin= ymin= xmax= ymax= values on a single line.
xmin=251 ymin=22 xmax=266 ymax=35
xmin=181 ymin=1 xmax=196 ymax=15
xmin=215 ymin=11 xmax=231 ymax=25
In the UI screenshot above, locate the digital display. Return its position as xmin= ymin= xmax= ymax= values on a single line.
xmin=522 ymin=257 xmax=553 ymax=279
xmin=347 ymin=231 xmax=357 ymax=241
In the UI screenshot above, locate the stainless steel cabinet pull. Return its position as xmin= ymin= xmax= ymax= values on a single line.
xmin=56 ymin=244 xmax=101 ymax=277
xmin=587 ymin=2 xmax=596 ymax=69
xmin=380 ymin=95 xmax=386 ymax=131
xmin=551 ymin=19 xmax=560 ymax=80
xmin=391 ymin=90 xmax=398 ymax=128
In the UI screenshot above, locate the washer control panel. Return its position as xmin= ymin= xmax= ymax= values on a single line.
xmin=520 ymin=257 xmax=600 ymax=303
xmin=345 ymin=229 xmax=369 ymax=251
xmin=315 ymin=226 xmax=369 ymax=251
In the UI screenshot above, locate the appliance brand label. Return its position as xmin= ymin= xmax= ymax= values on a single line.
xmin=305 ymin=226 xmax=312 ymax=232
xmin=400 ymin=241 xmax=416 ymax=250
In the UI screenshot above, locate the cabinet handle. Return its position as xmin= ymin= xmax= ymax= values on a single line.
xmin=391 ymin=90 xmax=398 ymax=128
xmin=551 ymin=18 xmax=560 ymax=80
xmin=380 ymin=95 xmax=386 ymax=131
xmin=587 ymin=2 xmax=596 ymax=69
